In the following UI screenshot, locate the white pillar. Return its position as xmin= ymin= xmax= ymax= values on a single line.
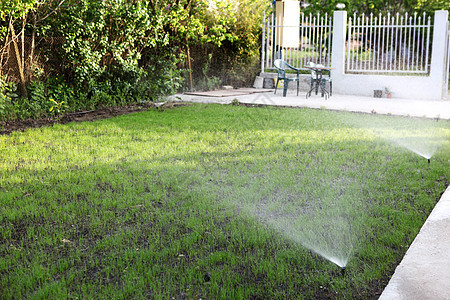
xmin=330 ymin=11 xmax=347 ymax=94
xmin=429 ymin=10 xmax=449 ymax=99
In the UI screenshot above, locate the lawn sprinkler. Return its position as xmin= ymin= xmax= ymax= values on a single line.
xmin=341 ymin=267 xmax=346 ymax=276
xmin=428 ymin=158 xmax=430 ymax=164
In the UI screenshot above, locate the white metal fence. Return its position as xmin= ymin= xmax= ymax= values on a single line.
xmin=261 ymin=12 xmax=333 ymax=70
xmin=262 ymin=11 xmax=433 ymax=75
xmin=346 ymin=12 xmax=432 ymax=74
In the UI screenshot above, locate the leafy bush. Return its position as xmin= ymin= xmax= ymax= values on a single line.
xmin=0 ymin=77 xmax=19 ymax=120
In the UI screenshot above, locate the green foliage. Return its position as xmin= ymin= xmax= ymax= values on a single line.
xmin=0 ymin=77 xmax=19 ymax=119
xmin=195 ymin=53 xmax=222 ymax=91
xmin=0 ymin=0 xmax=40 ymax=43
xmin=0 ymin=0 xmax=39 ymax=20
xmin=0 ymin=0 xmax=270 ymax=117
xmin=48 ymin=98 xmax=67 ymax=119
xmin=54 ymin=0 xmax=148 ymax=91
xmin=190 ymin=0 xmax=271 ymax=88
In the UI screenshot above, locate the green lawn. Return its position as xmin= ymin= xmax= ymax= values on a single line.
xmin=1 ymin=103 xmax=449 ymax=299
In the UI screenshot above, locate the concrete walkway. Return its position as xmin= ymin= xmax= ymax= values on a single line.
xmin=379 ymin=186 xmax=450 ymax=300
xmin=169 ymin=90 xmax=450 ymax=120
xmin=169 ymin=90 xmax=450 ymax=299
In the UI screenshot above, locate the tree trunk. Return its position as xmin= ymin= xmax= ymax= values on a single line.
xmin=21 ymin=17 xmax=26 ymax=80
xmin=9 ymin=21 xmax=28 ymax=98
xmin=186 ymin=44 xmax=193 ymax=91
xmin=0 ymin=27 xmax=10 ymax=78
xmin=29 ymin=12 xmax=37 ymax=81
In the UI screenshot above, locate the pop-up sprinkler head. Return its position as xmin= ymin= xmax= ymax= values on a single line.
xmin=341 ymin=267 xmax=345 ymax=276
xmin=428 ymin=158 xmax=431 ymax=164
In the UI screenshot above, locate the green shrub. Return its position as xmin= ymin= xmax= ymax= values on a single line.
xmin=0 ymin=77 xmax=19 ymax=120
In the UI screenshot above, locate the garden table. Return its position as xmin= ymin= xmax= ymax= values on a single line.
xmin=304 ymin=65 xmax=334 ymax=100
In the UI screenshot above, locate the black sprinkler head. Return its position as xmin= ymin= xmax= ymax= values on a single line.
xmin=341 ymin=267 xmax=345 ymax=276
xmin=428 ymin=158 xmax=431 ymax=164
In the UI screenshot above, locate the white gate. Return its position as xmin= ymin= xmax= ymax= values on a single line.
xmin=261 ymin=12 xmax=333 ymax=71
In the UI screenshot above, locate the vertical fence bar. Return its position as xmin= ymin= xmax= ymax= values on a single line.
xmin=266 ymin=16 xmax=273 ymax=68
xmin=388 ymin=13 xmax=393 ymax=70
xmin=313 ymin=14 xmax=317 ymax=63
xmin=416 ymin=13 xmax=421 ymax=71
xmin=401 ymin=14 xmax=406 ymax=70
xmin=381 ymin=15 xmax=386 ymax=70
xmin=407 ymin=14 xmax=412 ymax=70
xmin=274 ymin=13 xmax=278 ymax=61
xmin=361 ymin=15 xmax=365 ymax=70
xmin=300 ymin=13 xmax=304 ymax=67
xmin=369 ymin=13 xmax=373 ymax=70
xmin=385 ymin=13 xmax=390 ymax=70
xmin=315 ymin=13 xmax=318 ymax=64
xmin=377 ymin=14 xmax=382 ymax=70
xmin=261 ymin=12 xmax=266 ymax=73
xmin=316 ymin=13 xmax=320 ymax=64
xmin=295 ymin=14 xmax=299 ymax=68
xmin=394 ymin=13 xmax=399 ymax=70
xmin=306 ymin=13 xmax=309 ymax=67
xmin=354 ymin=14 xmax=357 ymax=70
xmin=327 ymin=15 xmax=332 ymax=66
xmin=412 ymin=13 xmax=417 ymax=71
xmin=302 ymin=14 xmax=308 ymax=64
xmin=372 ymin=14 xmax=377 ymax=70
xmin=323 ymin=13 xmax=327 ymax=64
xmin=362 ymin=15 xmax=366 ymax=70
xmin=308 ymin=13 xmax=312 ymax=63
xmin=347 ymin=16 xmax=352 ymax=71
xmin=319 ymin=14 xmax=323 ymax=63
xmin=420 ymin=13 xmax=425 ymax=71
xmin=292 ymin=46 xmax=294 ymax=66
xmin=316 ymin=14 xmax=320 ymax=63
xmin=355 ymin=14 xmax=360 ymax=70
xmin=275 ymin=13 xmax=278 ymax=63
xmin=317 ymin=12 xmax=321 ymax=63
xmin=424 ymin=15 xmax=431 ymax=73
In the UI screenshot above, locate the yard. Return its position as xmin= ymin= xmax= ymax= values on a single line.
xmin=1 ymin=103 xmax=449 ymax=299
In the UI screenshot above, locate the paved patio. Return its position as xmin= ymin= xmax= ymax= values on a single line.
xmin=169 ymin=89 xmax=450 ymax=299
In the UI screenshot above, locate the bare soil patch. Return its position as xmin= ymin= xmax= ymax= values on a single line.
xmin=0 ymin=102 xmax=189 ymax=135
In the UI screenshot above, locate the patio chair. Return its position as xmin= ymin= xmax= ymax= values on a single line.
xmin=307 ymin=61 xmax=332 ymax=97
xmin=274 ymin=59 xmax=300 ymax=97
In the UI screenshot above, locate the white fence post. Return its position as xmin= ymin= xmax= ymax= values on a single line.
xmin=429 ymin=10 xmax=449 ymax=99
xmin=331 ymin=11 xmax=347 ymax=94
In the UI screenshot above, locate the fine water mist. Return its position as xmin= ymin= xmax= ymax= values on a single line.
xmin=192 ymin=108 xmax=449 ymax=272
xmin=392 ymin=135 xmax=439 ymax=160
xmin=344 ymin=114 xmax=448 ymax=162
xmin=250 ymin=182 xmax=363 ymax=268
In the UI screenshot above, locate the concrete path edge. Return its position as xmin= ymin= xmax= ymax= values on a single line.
xmin=379 ymin=185 xmax=450 ymax=300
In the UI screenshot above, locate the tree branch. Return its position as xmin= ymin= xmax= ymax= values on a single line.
xmin=37 ymin=0 xmax=67 ymax=23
